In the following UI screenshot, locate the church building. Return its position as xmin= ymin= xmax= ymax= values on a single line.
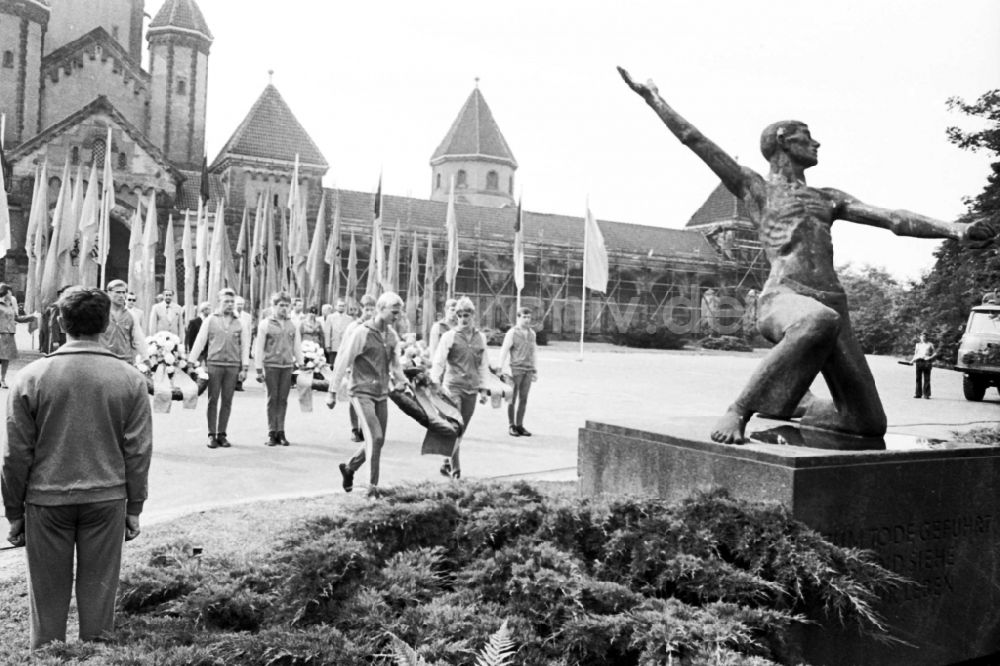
xmin=0 ymin=0 xmax=762 ymax=339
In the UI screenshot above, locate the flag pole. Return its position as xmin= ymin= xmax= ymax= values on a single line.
xmin=579 ymin=196 xmax=588 ymax=361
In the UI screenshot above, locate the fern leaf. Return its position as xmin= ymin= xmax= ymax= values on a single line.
xmin=386 ymin=632 xmax=423 ymax=666
xmin=474 ymin=620 xmax=516 ymax=666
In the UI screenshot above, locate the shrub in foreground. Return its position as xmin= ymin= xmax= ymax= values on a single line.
xmin=28 ymin=483 xmax=901 ymax=665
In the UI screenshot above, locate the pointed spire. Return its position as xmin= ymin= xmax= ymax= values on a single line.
xmin=148 ymin=0 xmax=213 ymax=42
xmin=430 ymin=86 xmax=517 ymax=168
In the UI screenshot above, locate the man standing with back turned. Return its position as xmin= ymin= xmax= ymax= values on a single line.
xmin=2 ymin=288 xmax=152 ymax=650
xmin=618 ymin=67 xmax=996 ymax=444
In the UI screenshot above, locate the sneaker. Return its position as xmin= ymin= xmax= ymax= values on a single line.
xmin=207 ymin=434 xmax=219 ymax=449
xmin=509 ymin=425 xmax=521 ymax=437
xmin=216 ymin=433 xmax=232 ymax=448
xmin=339 ymin=463 xmax=354 ymax=493
xmin=351 ymin=428 xmax=364 ymax=442
xmin=517 ymin=426 xmax=532 ymax=437
xmin=278 ymin=431 xmax=290 ymax=446
xmin=440 ymin=459 xmax=452 ymax=478
xmin=266 ymin=431 xmax=279 ymax=446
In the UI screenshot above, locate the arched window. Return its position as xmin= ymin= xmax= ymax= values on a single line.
xmin=456 ymin=170 xmax=467 ymax=188
xmin=176 ymin=78 xmax=187 ymax=95
xmin=71 ymin=146 xmax=80 ymax=165
xmin=2 ymin=51 xmax=13 ymax=68
xmin=118 ymin=152 xmax=127 ymax=169
xmin=486 ymin=170 xmax=499 ymax=190
xmin=92 ymin=139 xmax=106 ymax=166
xmin=436 ymin=173 xmax=441 ymax=190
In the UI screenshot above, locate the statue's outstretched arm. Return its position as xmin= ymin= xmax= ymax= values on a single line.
xmin=618 ymin=66 xmax=747 ymax=197
xmin=829 ymin=188 xmax=998 ymax=242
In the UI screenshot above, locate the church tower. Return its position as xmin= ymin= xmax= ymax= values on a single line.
xmin=44 ymin=0 xmax=143 ymax=61
xmin=0 ymin=0 xmax=49 ymax=147
xmin=430 ymin=82 xmax=517 ymax=207
xmin=147 ymin=0 xmax=211 ymax=170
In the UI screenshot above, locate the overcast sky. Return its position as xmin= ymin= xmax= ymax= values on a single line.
xmin=188 ymin=0 xmax=998 ymax=281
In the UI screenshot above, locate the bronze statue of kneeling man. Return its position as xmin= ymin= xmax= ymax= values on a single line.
xmin=618 ymin=66 xmax=997 ymax=445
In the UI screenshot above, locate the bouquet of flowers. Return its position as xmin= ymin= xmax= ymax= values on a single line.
xmin=294 ymin=339 xmax=331 ymax=411
xmin=138 ymin=331 xmax=206 ymax=411
xmin=400 ymin=336 xmax=433 ymax=386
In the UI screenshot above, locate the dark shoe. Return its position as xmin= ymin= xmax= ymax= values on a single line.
xmin=216 ymin=433 xmax=232 ymax=448
xmin=452 ymin=469 xmax=461 ymax=480
xmin=207 ymin=434 xmax=219 ymax=449
xmin=517 ymin=426 xmax=532 ymax=437
xmin=440 ymin=459 xmax=452 ymax=478
xmin=235 ymin=382 xmax=244 ymax=391
xmin=509 ymin=425 xmax=521 ymax=437
xmin=266 ymin=431 xmax=279 ymax=446
xmin=351 ymin=428 xmax=364 ymax=442
xmin=278 ymin=431 xmax=290 ymax=446
xmin=914 ymin=395 xmax=922 ymax=399
xmin=339 ymin=463 xmax=354 ymax=493
xmin=924 ymin=395 xmax=931 ymax=399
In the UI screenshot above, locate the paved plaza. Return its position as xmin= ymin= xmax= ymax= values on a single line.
xmin=2 ymin=336 xmax=999 ymax=575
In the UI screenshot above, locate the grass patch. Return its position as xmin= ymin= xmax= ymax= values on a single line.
xmin=1 ymin=483 xmax=903 ymax=665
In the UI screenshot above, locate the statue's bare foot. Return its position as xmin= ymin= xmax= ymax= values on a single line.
xmin=710 ymin=407 xmax=747 ymax=445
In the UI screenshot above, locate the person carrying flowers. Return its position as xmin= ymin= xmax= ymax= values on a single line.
xmin=255 ymin=291 xmax=303 ymax=447
xmin=431 ymin=296 xmax=493 ymax=479
xmin=327 ymin=292 xmax=406 ymax=492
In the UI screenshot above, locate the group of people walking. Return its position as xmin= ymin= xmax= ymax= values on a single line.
xmin=1 ymin=279 xmax=540 ymax=653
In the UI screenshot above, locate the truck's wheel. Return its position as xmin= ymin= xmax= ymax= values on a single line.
xmin=963 ymin=375 xmax=986 ymax=401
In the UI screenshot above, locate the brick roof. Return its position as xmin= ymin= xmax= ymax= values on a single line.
xmin=148 ymin=0 xmax=213 ymax=40
xmin=686 ymin=181 xmax=752 ymax=228
xmin=210 ymin=84 xmax=328 ymax=170
xmin=327 ymin=189 xmax=717 ymax=261
xmin=430 ymin=87 xmax=517 ymax=168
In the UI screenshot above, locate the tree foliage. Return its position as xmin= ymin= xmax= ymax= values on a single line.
xmin=901 ymin=89 xmax=1000 ymax=362
xmin=839 ymin=264 xmax=912 ymax=355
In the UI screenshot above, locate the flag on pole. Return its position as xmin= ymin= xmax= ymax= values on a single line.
xmin=181 ymin=210 xmax=194 ymax=317
xmin=23 ymin=164 xmax=43 ymax=314
xmin=364 ymin=233 xmax=378 ymax=298
xmin=24 ymin=163 xmax=48 ymax=314
xmin=346 ymin=230 xmax=358 ymax=306
xmin=583 ymin=203 xmax=608 ymax=294
xmin=235 ymin=206 xmax=249 ymax=298
xmin=305 ymin=191 xmax=327 ymax=306
xmin=70 ymin=163 xmax=84 ymax=231
xmin=0 ymin=137 xmax=10 ymax=259
xmin=444 ymin=175 xmax=459 ymax=297
xmin=39 ymin=159 xmax=73 ymax=308
xmin=0 ymin=114 xmax=11 ymax=193
xmin=126 ymin=204 xmax=143 ymax=299
xmin=386 ymin=219 xmax=400 ymax=293
xmin=76 ymin=162 xmax=100 ymax=286
xmin=163 ymin=214 xmax=177 ymax=297
xmin=421 ymin=233 xmax=435 ymax=343
xmin=513 ymin=197 xmax=524 ymax=293
xmin=56 ymin=163 xmax=80 ymax=284
xmin=324 ymin=190 xmax=342 ymax=303
xmin=372 ymin=174 xmax=385 ymax=290
xmin=97 ymin=126 xmax=114 ymax=285
xmin=264 ymin=199 xmax=280 ymax=304
xmin=406 ymin=231 xmax=419 ymax=333
xmin=141 ymin=191 xmax=159 ymax=315
xmin=249 ymin=194 xmax=264 ymax=314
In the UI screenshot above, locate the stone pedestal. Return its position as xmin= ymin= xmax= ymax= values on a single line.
xmin=578 ymin=418 xmax=1000 ymax=666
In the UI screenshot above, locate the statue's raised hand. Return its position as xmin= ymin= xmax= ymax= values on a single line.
xmin=617 ymin=66 xmax=658 ymax=99
xmin=962 ymin=216 xmax=999 ymax=248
